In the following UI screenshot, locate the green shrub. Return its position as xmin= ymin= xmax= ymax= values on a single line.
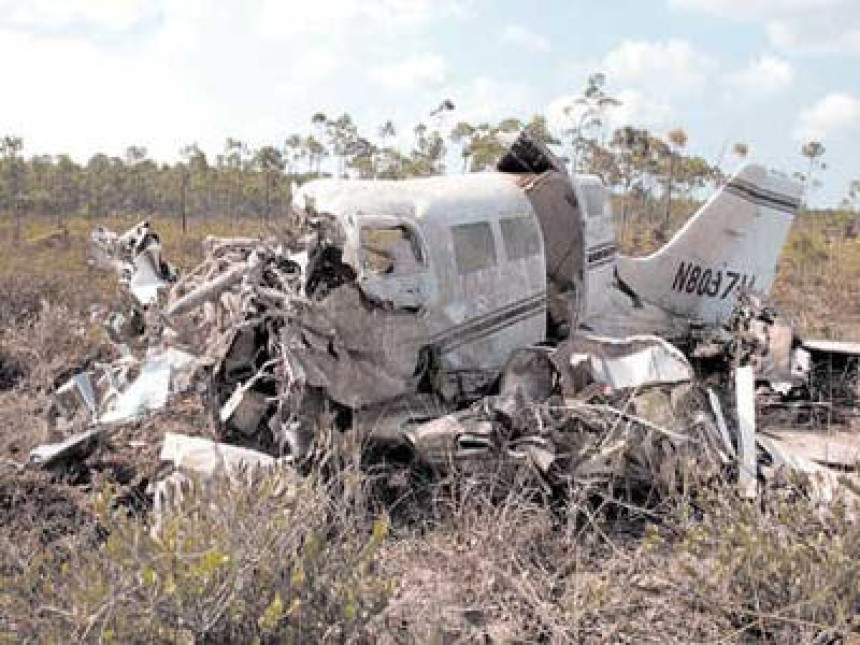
xmin=680 ymin=491 xmax=860 ymax=641
xmin=1 ymin=468 xmax=394 ymax=643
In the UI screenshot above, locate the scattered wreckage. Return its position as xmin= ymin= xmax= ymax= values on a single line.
xmin=30 ymin=134 xmax=860 ymax=511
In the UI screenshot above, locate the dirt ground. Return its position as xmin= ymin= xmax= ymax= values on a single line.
xmin=1 ymin=216 xmax=858 ymax=642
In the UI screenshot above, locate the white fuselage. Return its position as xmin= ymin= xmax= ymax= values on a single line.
xmin=294 ymin=162 xmax=802 ymax=391
xmin=295 ymin=172 xmax=613 ymax=378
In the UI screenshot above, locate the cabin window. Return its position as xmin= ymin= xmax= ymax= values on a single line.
xmin=360 ymin=225 xmax=424 ymax=276
xmin=452 ymin=222 xmax=496 ymax=275
xmin=582 ymin=185 xmax=607 ymax=219
xmin=500 ymin=216 xmax=541 ymax=261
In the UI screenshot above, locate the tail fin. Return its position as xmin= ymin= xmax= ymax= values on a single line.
xmin=615 ymin=163 xmax=802 ymax=325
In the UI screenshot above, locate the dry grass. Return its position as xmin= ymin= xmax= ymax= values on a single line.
xmin=772 ymin=214 xmax=860 ymax=339
xmin=0 ymin=213 xmax=859 ymax=642
xmin=4 ymin=466 xmax=856 ymax=643
xmin=1 ymin=468 xmax=393 ymax=643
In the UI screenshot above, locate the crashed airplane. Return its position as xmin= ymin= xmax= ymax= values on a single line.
xmin=32 ymin=133 xmax=859 ymax=508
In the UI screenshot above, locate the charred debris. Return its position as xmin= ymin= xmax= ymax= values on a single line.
xmin=29 ymin=135 xmax=860 ymax=512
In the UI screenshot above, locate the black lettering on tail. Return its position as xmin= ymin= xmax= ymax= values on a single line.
xmin=672 ymin=262 xmax=690 ymax=291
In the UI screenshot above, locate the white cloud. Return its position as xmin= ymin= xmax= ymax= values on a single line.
xmin=545 ymin=88 xmax=673 ymax=139
xmin=0 ymin=0 xmax=156 ymax=32
xmin=603 ymin=39 xmax=715 ymax=97
xmin=0 ymin=0 xmax=483 ymax=165
xmin=547 ymin=39 xmax=710 ymax=136
xmin=724 ymin=54 xmax=794 ymax=96
xmin=0 ymin=27 xmax=218 ymax=160
xmin=445 ymin=76 xmax=536 ymax=125
xmin=610 ymin=89 xmax=675 ymax=127
xmin=259 ymin=0 xmax=474 ymax=38
xmin=500 ymin=25 xmax=551 ymax=53
xmin=794 ymin=92 xmax=860 ymax=141
xmin=670 ymin=0 xmax=860 ymax=55
xmin=369 ymin=54 xmax=447 ymax=91
xmin=545 ymin=39 xmax=713 ymax=137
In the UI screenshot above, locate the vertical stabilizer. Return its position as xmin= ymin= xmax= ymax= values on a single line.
xmin=615 ymin=164 xmax=802 ymax=324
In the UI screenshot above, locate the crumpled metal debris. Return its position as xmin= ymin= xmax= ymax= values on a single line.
xmin=160 ymin=432 xmax=284 ymax=477
xmin=152 ymin=432 xmax=298 ymax=520
xmin=91 ymin=220 xmax=177 ymax=306
xmin=29 ymin=427 xmax=102 ymax=468
xmin=402 ymin=381 xmax=729 ymax=498
xmin=553 ymin=332 xmax=694 ymax=392
xmin=40 ymin=347 xmax=196 ymax=436
xmin=30 ymin=216 xmax=860 ymax=512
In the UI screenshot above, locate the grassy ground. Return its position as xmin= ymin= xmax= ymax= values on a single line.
xmin=0 ymin=213 xmax=858 ymax=642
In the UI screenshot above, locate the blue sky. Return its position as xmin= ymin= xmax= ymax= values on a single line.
xmin=0 ymin=0 xmax=858 ymax=205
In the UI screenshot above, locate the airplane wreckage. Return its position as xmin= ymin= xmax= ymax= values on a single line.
xmin=30 ymin=134 xmax=860 ymax=509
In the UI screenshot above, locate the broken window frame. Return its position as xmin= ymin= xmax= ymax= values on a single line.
xmin=357 ymin=218 xmax=428 ymax=278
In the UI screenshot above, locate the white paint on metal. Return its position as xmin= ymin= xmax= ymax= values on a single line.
xmin=574 ymin=333 xmax=693 ymax=389
xmin=129 ymin=245 xmax=170 ymax=305
xmin=707 ymin=388 xmax=736 ymax=459
xmin=160 ymin=432 xmax=278 ymax=478
xmin=296 ymin=172 xmax=547 ymax=375
xmin=100 ymin=348 xmax=195 ymax=424
xmin=735 ymin=365 xmax=758 ymax=499
xmin=615 ymin=164 xmax=802 ymax=325
xmin=802 ymin=339 xmax=860 ymax=356
xmin=574 ymin=176 xmax=617 ymax=320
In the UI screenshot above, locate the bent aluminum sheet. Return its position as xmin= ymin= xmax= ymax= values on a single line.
xmin=571 ymin=333 xmax=693 ymax=389
xmin=802 ymin=339 xmax=860 ymax=356
xmin=160 ymin=432 xmax=280 ymax=478
xmin=129 ymin=246 xmax=170 ymax=305
xmin=29 ymin=427 xmax=102 ymax=467
xmin=100 ymin=348 xmax=196 ymax=424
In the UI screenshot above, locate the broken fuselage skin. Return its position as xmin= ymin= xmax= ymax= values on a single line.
xmin=291 ymin=160 xmax=803 ymax=409
xmin=293 ymin=170 xmax=613 ymax=400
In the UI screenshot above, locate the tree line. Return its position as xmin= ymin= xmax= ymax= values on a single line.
xmin=1 ymin=74 xmax=852 ymax=242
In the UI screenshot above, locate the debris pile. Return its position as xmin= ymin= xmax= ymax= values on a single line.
xmin=30 ymin=214 xmax=860 ymax=513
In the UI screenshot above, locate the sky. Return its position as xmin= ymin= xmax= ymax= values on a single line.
xmin=0 ymin=0 xmax=858 ymax=206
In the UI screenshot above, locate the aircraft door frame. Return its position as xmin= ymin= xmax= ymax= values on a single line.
xmin=355 ymin=215 xmax=436 ymax=311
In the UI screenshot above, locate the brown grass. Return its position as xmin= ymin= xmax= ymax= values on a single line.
xmin=0 ymin=214 xmax=859 ymax=642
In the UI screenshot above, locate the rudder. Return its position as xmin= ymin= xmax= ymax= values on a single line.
xmin=615 ymin=164 xmax=802 ymax=324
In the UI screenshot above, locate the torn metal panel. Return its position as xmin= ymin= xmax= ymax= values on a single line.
xmin=735 ymin=366 xmax=758 ymax=499
xmin=756 ymin=434 xmax=858 ymax=508
xmin=285 ymin=283 xmax=425 ymax=408
xmin=50 ymin=357 xmax=138 ymax=430
xmin=54 ymin=372 xmax=98 ymax=419
xmin=496 ymin=132 xmax=567 ymax=175
xmin=29 ymin=427 xmax=102 ymax=468
xmin=707 ymin=388 xmax=736 ymax=459
xmin=129 ymin=244 xmax=171 ymax=305
xmin=90 ymin=221 xmax=176 ymax=306
xmin=160 ymin=432 xmax=281 ymax=478
xmin=519 ymin=170 xmax=584 ymax=335
xmin=560 ymin=333 xmax=693 ymax=390
xmin=100 ymin=348 xmax=196 ymax=424
xmin=405 ymin=414 xmax=495 ymax=468
xmin=803 ymin=340 xmax=860 ymax=356
xmin=759 ymin=429 xmax=860 ymax=469
xmin=153 ymin=434 xmax=296 ymax=517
